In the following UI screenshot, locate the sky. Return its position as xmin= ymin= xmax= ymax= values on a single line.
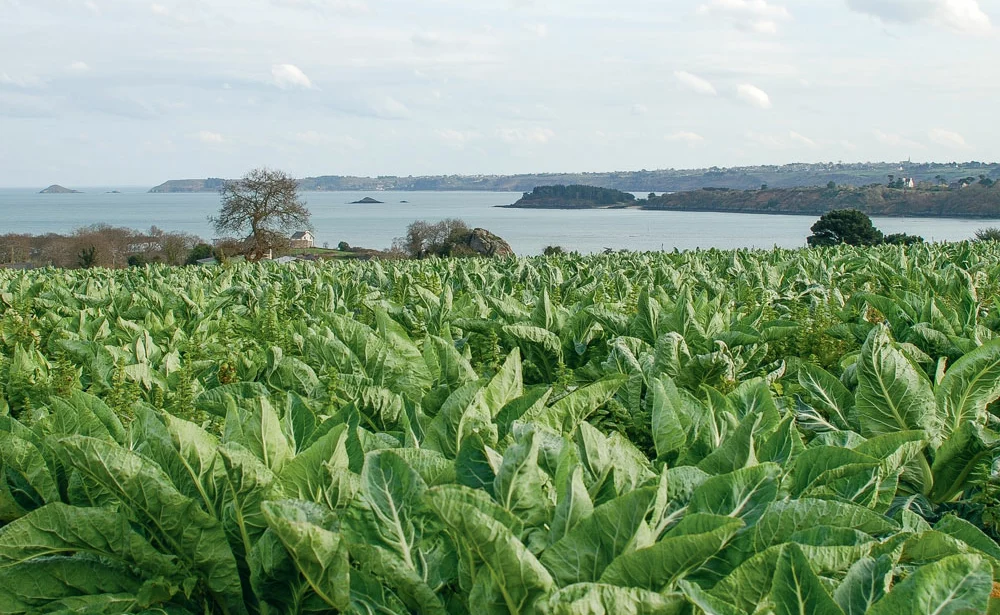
xmin=1 ymin=0 xmax=999 ymax=187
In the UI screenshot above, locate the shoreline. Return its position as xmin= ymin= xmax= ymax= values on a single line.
xmin=502 ymin=203 xmax=1000 ymax=220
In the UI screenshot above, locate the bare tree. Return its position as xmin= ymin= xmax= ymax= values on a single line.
xmin=210 ymin=168 xmax=311 ymax=260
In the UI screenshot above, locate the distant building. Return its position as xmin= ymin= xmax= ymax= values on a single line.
xmin=290 ymin=231 xmax=314 ymax=248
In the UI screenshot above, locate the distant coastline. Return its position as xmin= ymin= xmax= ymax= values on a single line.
xmin=147 ymin=161 xmax=1000 ymax=194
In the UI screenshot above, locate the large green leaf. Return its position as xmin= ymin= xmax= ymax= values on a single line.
xmin=0 ymin=503 xmax=180 ymax=578
xmin=769 ymin=543 xmax=844 ymax=615
xmin=482 ymin=348 xmax=524 ymax=415
xmin=867 ymin=554 xmax=992 ymax=615
xmin=540 ymin=487 xmax=655 ymax=585
xmin=494 ymin=429 xmax=556 ymax=534
xmin=798 ymin=363 xmax=855 ymax=431
xmin=133 ymin=408 xmax=224 ymax=516
xmin=278 ymin=423 xmax=351 ymax=506
xmin=689 ymin=463 xmax=781 ymax=525
xmin=549 ymin=465 xmax=593 ymax=545
xmin=0 ymin=556 xmax=145 ymax=615
xmin=930 ymin=421 xmax=1000 ymax=504
xmin=261 ymin=499 xmax=351 ymax=611
xmin=855 ymin=327 xmax=939 ymax=441
xmin=217 ymin=442 xmax=279 ymax=559
xmin=361 ymin=449 xmax=428 ymax=571
xmin=599 ymin=516 xmax=743 ymax=590
xmin=525 ymin=376 xmax=627 ymax=434
xmin=936 ymin=338 xmax=1000 ymax=437
xmin=349 ymin=543 xmax=448 ymax=615
xmin=0 ymin=432 xmax=58 ymax=521
xmin=651 ymin=377 xmax=687 ymax=461
xmin=833 ymin=555 xmax=894 ymax=615
xmin=224 ymin=396 xmax=292 ymax=472
xmin=426 ymin=486 xmax=553 ymax=615
xmin=747 ymin=499 xmax=898 ymax=555
xmin=57 ymin=435 xmax=246 ymax=615
xmin=49 ymin=391 xmax=126 ymax=444
xmin=539 ymin=583 xmax=686 ymax=615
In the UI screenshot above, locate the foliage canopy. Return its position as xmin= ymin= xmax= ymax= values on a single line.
xmin=210 ymin=167 xmax=311 ymax=260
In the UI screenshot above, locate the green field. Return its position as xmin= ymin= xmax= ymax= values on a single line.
xmin=3 ymin=245 xmax=1000 ymax=613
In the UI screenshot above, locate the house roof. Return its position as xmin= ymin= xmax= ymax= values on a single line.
xmin=290 ymin=231 xmax=311 ymax=240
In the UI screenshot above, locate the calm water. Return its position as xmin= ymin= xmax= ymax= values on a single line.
xmin=1 ymin=188 xmax=997 ymax=255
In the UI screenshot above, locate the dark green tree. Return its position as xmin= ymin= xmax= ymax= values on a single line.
xmin=77 ymin=245 xmax=97 ymax=268
xmin=185 ymin=243 xmax=215 ymax=265
xmin=807 ymin=209 xmax=884 ymax=247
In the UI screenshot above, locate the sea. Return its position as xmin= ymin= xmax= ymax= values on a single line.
xmin=1 ymin=187 xmax=997 ymax=255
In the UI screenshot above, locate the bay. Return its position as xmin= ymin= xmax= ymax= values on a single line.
xmin=0 ymin=187 xmax=996 ymax=255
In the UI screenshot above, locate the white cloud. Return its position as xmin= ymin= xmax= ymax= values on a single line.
xmin=737 ymin=83 xmax=772 ymax=109
xmin=0 ymin=72 xmax=44 ymax=88
xmin=846 ymin=0 xmax=991 ymax=34
xmin=523 ymin=23 xmax=549 ymax=38
xmin=270 ymin=0 xmax=368 ymax=12
xmin=745 ymin=131 xmax=784 ymax=148
xmin=411 ymin=31 xmax=444 ymax=47
xmin=928 ymin=128 xmax=968 ymax=148
xmin=150 ymin=3 xmax=168 ymax=16
xmin=675 ymin=71 xmax=717 ymax=95
xmin=67 ymin=61 xmax=90 ymax=73
xmin=874 ymin=129 xmax=926 ymax=149
xmin=437 ymin=129 xmax=480 ymax=148
xmin=698 ymin=0 xmax=791 ymax=33
xmin=194 ymin=131 xmax=224 ymax=144
xmin=371 ymin=96 xmax=411 ymax=119
xmin=666 ymin=131 xmax=706 ymax=145
xmin=789 ymin=131 xmax=816 ymax=147
xmin=497 ymin=127 xmax=555 ymax=144
xmin=293 ymin=131 xmax=364 ymax=148
xmin=271 ymin=64 xmax=313 ymax=89
xmin=630 ymin=103 xmax=648 ymax=116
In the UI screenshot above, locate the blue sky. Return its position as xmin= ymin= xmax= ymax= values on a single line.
xmin=1 ymin=0 xmax=998 ymax=186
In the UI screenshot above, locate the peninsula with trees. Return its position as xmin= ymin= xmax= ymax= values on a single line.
xmin=504 ymin=185 xmax=637 ymax=209
xmin=508 ymin=177 xmax=1000 ymax=218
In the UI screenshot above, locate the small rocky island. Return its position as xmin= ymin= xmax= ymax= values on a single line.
xmin=350 ymin=196 xmax=384 ymax=204
xmin=40 ymin=184 xmax=83 ymax=194
xmin=504 ymin=185 xmax=637 ymax=209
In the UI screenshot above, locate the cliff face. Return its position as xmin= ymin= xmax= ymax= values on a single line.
xmin=643 ymin=184 xmax=1000 ymax=218
xmin=39 ymin=185 xmax=82 ymax=194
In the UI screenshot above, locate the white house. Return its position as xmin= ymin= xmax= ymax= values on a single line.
xmin=290 ymin=231 xmax=314 ymax=249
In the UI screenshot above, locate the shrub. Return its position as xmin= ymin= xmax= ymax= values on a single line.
xmin=975 ymin=227 xmax=1000 ymax=242
xmin=186 ymin=243 xmax=215 ymax=265
xmin=543 ymin=245 xmax=565 ymax=256
xmin=807 ymin=209 xmax=883 ymax=247
xmin=883 ymin=233 xmax=924 ymax=246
